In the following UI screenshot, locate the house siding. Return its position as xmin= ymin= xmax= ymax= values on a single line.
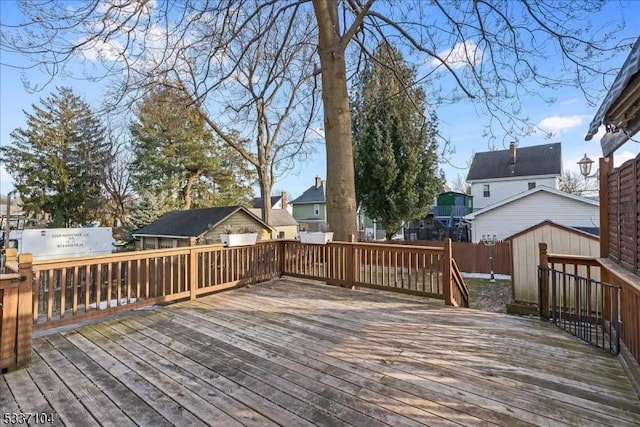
xmin=510 ymin=223 xmax=600 ymax=304
xmin=272 ymin=225 xmax=298 ymax=240
xmin=470 ymin=191 xmax=599 ymax=242
xmin=471 ymin=177 xmax=559 ymax=210
xmin=203 ymin=212 xmax=271 ymax=243
xmin=292 ymin=203 xmax=326 ymax=222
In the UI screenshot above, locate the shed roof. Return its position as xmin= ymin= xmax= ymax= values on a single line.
xmin=466 ymin=143 xmax=561 ymax=181
xmin=505 ymin=220 xmax=599 ymax=241
xmin=133 ymin=206 xmax=271 ymax=238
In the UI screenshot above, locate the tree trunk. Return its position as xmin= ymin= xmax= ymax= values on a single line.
xmin=183 ymin=173 xmax=198 ymax=209
xmin=313 ymin=0 xmax=357 ymax=241
xmin=258 ymin=167 xmax=272 ymax=226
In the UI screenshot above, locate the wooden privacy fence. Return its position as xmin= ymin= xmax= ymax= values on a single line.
xmin=393 ymin=239 xmax=512 ymax=275
xmin=1 ymin=239 xmax=468 ymax=372
xmin=605 ymin=153 xmax=640 ymax=274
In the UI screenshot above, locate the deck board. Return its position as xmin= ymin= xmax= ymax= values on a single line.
xmin=2 ymin=278 xmax=639 ymax=426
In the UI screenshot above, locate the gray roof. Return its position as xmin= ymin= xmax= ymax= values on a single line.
xmin=290 ymin=182 xmax=325 ymax=204
xmin=466 ymin=143 xmax=561 ymax=181
xmin=249 ymin=209 xmax=298 ymax=227
xmin=134 ymin=206 xmax=268 ymax=237
xmin=252 ymin=196 xmax=282 ymax=209
xmin=586 ymin=37 xmax=640 ymax=141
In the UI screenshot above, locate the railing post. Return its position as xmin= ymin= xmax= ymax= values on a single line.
xmin=189 ymin=237 xmax=197 ymax=301
xmin=346 ymin=234 xmax=355 ymax=289
xmin=539 ymin=242 xmax=550 ymax=319
xmin=16 ymin=253 xmax=33 ymax=368
xmin=278 ymin=240 xmax=285 ymax=277
xmin=443 ymin=238 xmax=453 ymax=305
xmin=5 ymin=248 xmax=18 ymax=265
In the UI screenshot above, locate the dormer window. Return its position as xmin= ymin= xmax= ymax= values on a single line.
xmin=483 ymin=184 xmax=490 ymax=197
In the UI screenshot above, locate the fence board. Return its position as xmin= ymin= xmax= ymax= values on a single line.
xmin=391 ymin=240 xmax=512 ymax=275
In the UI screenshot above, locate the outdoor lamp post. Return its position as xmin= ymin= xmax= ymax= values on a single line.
xmin=577 ymin=153 xmax=595 ymax=178
xmin=481 ymin=234 xmax=497 ymax=282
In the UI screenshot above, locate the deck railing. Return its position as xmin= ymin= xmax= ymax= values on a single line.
xmin=539 ymin=243 xmax=639 ymax=364
xmin=282 ymin=238 xmax=468 ymax=306
xmin=1 ymin=238 xmax=467 ymax=372
xmin=1 ymin=250 xmax=33 ymax=371
xmin=30 ymin=241 xmax=282 ymax=331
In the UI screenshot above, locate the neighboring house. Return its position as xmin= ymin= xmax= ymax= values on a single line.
xmin=133 ymin=206 xmax=274 ymax=249
xmin=464 ymin=186 xmax=599 ymax=242
xmin=249 ymin=208 xmax=298 ymax=240
xmin=251 ymin=191 xmax=292 ymax=215
xmin=507 ymin=220 xmax=600 ymax=305
xmin=290 ymin=176 xmax=327 ymax=231
xmin=467 ymin=142 xmax=562 ymax=210
xmin=404 ymin=191 xmax=473 ymax=242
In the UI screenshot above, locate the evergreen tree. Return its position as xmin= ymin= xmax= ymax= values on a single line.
xmin=122 ymin=190 xmax=174 ymax=242
xmin=353 ymin=43 xmax=443 ymax=240
xmin=1 ymin=87 xmax=109 ymax=227
xmin=130 ymin=84 xmax=254 ymax=209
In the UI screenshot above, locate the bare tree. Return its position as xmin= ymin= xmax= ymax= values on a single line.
xmin=559 ymin=170 xmax=599 ymax=196
xmin=451 ymin=173 xmax=471 ymax=195
xmin=102 ymin=127 xmax=135 ymax=227
xmin=176 ymin=6 xmax=320 ymax=224
xmin=1 ymin=0 xmax=632 ymax=239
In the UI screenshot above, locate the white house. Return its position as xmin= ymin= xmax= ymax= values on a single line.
xmin=467 ymin=142 xmax=562 ymax=211
xmin=464 ymin=186 xmax=599 ymax=242
xmin=252 ymin=191 xmax=293 ymax=215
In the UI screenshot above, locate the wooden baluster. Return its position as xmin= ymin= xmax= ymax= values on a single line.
xmin=443 ymin=239 xmax=453 ymax=305
xmin=16 ymin=253 xmax=33 ymax=368
xmin=538 ymin=242 xmax=550 ymax=319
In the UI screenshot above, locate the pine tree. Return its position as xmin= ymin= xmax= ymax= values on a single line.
xmin=130 ymin=84 xmax=254 ymax=209
xmin=2 ymin=87 xmax=109 ymax=227
xmin=122 ymin=190 xmax=175 ymax=242
xmin=352 ymin=43 xmax=443 ymax=240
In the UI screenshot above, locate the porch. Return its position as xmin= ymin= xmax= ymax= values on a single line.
xmin=2 ymin=278 xmax=639 ymax=426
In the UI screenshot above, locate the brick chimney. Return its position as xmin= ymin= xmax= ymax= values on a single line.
xmin=315 ymin=175 xmax=322 ymax=188
xmin=509 ymin=142 xmax=517 ymax=164
xmin=280 ymin=191 xmax=287 ymax=209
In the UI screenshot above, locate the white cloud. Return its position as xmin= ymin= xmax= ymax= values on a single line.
xmin=614 ymin=149 xmax=640 ymax=167
xmin=430 ymin=41 xmax=483 ymax=70
xmin=537 ymin=115 xmax=586 ymax=136
xmin=81 ymin=39 xmax=125 ymax=62
xmin=561 ymin=98 xmax=578 ymax=105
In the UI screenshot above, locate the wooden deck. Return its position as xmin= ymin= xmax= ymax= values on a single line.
xmin=2 ymin=278 xmax=639 ymax=426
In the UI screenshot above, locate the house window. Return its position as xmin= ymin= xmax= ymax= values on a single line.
xmin=419 ymin=220 xmax=425 ymax=229
xmin=528 ymin=182 xmax=536 ymax=190
xmin=483 ymin=184 xmax=490 ymax=197
xmin=314 ymin=204 xmax=320 ymax=216
xmin=277 ymin=231 xmax=285 ymax=239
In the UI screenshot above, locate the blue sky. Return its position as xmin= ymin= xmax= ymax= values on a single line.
xmin=1 ymin=1 xmax=639 ymax=201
